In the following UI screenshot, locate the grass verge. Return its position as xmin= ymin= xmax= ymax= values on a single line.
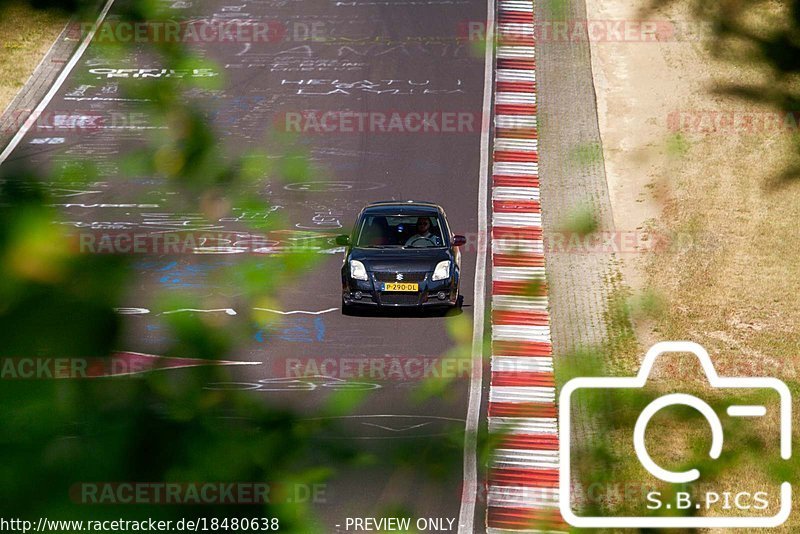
xmin=0 ymin=2 xmax=68 ymax=114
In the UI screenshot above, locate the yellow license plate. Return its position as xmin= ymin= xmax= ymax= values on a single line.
xmin=382 ymin=282 xmax=419 ymax=292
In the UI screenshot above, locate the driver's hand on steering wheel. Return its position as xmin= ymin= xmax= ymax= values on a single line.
xmin=406 ymin=235 xmax=440 ymax=247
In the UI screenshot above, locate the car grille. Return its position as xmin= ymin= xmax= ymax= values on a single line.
xmin=373 ymin=272 xmax=427 ymax=283
xmin=379 ymin=293 xmax=422 ymax=306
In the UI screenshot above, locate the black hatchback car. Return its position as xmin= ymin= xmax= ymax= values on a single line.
xmin=337 ymin=201 xmax=466 ymax=313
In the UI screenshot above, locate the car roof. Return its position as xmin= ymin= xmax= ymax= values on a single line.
xmin=361 ymin=201 xmax=443 ymax=216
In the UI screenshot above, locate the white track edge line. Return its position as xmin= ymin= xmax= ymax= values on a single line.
xmin=457 ymin=0 xmax=494 ymax=527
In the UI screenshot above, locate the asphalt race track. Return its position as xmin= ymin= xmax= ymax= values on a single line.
xmin=1 ymin=0 xmax=490 ymax=530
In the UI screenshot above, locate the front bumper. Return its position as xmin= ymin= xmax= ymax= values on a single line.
xmin=342 ymin=271 xmax=458 ymax=307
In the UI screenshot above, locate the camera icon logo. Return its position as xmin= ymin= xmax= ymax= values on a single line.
xmin=559 ymin=341 xmax=792 ymax=528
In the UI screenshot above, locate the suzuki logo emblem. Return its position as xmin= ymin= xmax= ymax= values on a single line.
xmin=396 ymin=273 xmax=404 ymax=281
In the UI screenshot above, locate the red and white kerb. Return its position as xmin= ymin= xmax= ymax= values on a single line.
xmin=487 ymin=0 xmax=567 ymax=531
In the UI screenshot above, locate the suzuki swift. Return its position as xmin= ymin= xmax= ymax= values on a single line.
xmin=337 ymin=201 xmax=466 ymax=314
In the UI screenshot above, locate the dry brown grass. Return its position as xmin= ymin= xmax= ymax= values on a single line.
xmin=586 ymin=0 xmax=800 ymax=529
xmin=589 ymin=0 xmax=800 ymax=439
xmin=0 ymin=2 xmax=67 ymax=113
xmin=638 ymin=106 xmax=800 ymax=534
xmin=642 ymin=105 xmax=800 ymax=383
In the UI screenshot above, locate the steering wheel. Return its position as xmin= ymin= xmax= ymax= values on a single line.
xmin=407 ymin=236 xmax=437 ymax=248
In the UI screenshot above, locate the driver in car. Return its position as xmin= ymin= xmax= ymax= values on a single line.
xmin=405 ymin=216 xmax=442 ymax=247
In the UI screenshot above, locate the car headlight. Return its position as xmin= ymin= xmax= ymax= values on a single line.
xmin=432 ymin=260 xmax=451 ymax=281
xmin=349 ymin=260 xmax=368 ymax=281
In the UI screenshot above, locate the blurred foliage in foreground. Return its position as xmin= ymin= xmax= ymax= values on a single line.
xmin=646 ymin=0 xmax=800 ymax=184
xmin=0 ymin=0 xmax=476 ymax=529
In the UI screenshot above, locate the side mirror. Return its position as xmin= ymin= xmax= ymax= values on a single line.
xmin=453 ymin=235 xmax=466 ymax=247
xmin=335 ymin=235 xmax=350 ymax=246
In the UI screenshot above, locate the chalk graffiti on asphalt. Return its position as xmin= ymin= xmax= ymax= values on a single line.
xmin=283 ymin=180 xmax=384 ymax=192
xmin=115 ymin=306 xmax=339 ymax=316
xmin=89 ymin=68 xmax=219 ymax=79
xmin=137 ymin=260 xmax=228 ymax=289
xmin=205 ymin=375 xmax=381 ymax=392
xmin=280 ymin=78 xmax=464 ymax=95
xmin=254 ymin=316 xmax=326 ymax=343
xmin=296 ymin=209 xmax=342 ymax=230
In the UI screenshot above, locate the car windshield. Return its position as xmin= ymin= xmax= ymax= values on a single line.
xmin=354 ymin=214 xmax=447 ymax=248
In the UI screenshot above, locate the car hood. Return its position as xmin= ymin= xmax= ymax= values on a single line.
xmin=349 ymin=247 xmax=451 ymax=272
